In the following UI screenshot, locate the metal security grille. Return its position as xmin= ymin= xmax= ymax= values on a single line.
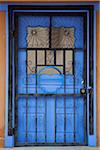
xmin=13 ymin=12 xmax=88 ymax=146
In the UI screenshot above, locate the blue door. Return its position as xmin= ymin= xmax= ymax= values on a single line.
xmin=15 ymin=13 xmax=87 ymax=145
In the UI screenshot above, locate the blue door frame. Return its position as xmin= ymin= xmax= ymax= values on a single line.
xmin=0 ymin=3 xmax=97 ymax=147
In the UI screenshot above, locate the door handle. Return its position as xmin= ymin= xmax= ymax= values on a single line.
xmin=80 ymin=87 xmax=93 ymax=95
xmin=80 ymin=88 xmax=87 ymax=95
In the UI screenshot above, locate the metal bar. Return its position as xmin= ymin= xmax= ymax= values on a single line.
xmin=45 ymin=49 xmax=46 ymax=66
xmin=19 ymin=48 xmax=84 ymax=51
xmin=15 ymin=142 xmax=86 ymax=147
xmin=63 ymin=50 xmax=66 ymax=143
xmin=12 ymin=11 xmax=88 ymax=17
xmin=14 ymin=14 xmax=18 ymax=145
xmin=26 ymin=47 xmax=28 ymax=143
xmin=54 ymin=49 xmax=56 ymax=65
xmin=73 ymin=48 xmax=76 ymax=143
xmin=83 ymin=13 xmax=87 ymax=144
xmin=72 ymin=50 xmax=74 ymax=75
xmin=49 ymin=16 xmax=52 ymax=48
xmin=37 ymin=64 xmax=63 ymax=67
xmin=36 ymin=50 xmax=37 ymax=143
xmin=16 ymin=93 xmax=85 ymax=97
xmin=89 ymin=6 xmax=94 ymax=135
xmin=9 ymin=5 xmax=92 ymax=12
xmin=8 ymin=7 xmax=13 ymax=136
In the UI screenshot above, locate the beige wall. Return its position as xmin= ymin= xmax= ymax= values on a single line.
xmin=0 ymin=11 xmax=6 ymax=147
xmin=0 ymin=4 xmax=100 ymax=148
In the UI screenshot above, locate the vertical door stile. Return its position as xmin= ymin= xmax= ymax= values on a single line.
xmin=73 ymin=46 xmax=76 ymax=143
xmin=83 ymin=13 xmax=87 ymax=145
xmin=14 ymin=14 xmax=18 ymax=145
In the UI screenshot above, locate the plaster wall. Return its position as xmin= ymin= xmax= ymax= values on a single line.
xmin=0 ymin=11 xmax=6 ymax=147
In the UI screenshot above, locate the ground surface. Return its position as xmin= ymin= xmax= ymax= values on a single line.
xmin=0 ymin=147 xmax=100 ymax=150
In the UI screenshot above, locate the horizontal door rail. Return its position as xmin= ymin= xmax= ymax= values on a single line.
xmin=18 ymin=48 xmax=84 ymax=51
xmin=16 ymin=93 xmax=86 ymax=97
xmin=15 ymin=142 xmax=86 ymax=146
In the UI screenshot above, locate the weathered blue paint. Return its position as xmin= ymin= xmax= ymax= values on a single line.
xmin=16 ymin=14 xmax=84 ymax=144
xmin=0 ymin=4 xmax=7 ymax=10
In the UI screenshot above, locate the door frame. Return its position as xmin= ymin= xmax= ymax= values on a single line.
xmin=5 ymin=4 xmax=96 ymax=147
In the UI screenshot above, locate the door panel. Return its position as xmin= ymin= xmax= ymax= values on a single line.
xmin=47 ymin=97 xmax=55 ymax=143
xmin=27 ymin=97 xmax=36 ymax=143
xmin=76 ymin=96 xmax=84 ymax=143
xmin=17 ymin=97 xmax=26 ymax=143
xmin=15 ymin=13 xmax=86 ymax=146
xmin=75 ymin=51 xmax=84 ymax=94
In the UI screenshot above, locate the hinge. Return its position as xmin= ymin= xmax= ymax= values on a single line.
xmin=10 ymin=30 xmax=16 ymax=38
xmin=87 ymin=86 xmax=93 ymax=94
xmin=13 ymin=30 xmax=16 ymax=37
xmin=8 ymin=128 xmax=15 ymax=135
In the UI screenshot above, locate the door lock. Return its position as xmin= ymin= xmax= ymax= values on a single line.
xmin=87 ymin=87 xmax=93 ymax=94
xmin=80 ymin=87 xmax=93 ymax=95
xmin=80 ymin=88 xmax=86 ymax=95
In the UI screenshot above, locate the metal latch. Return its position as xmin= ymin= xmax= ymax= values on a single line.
xmin=80 ymin=88 xmax=87 ymax=95
xmin=80 ymin=87 xmax=93 ymax=95
xmin=87 ymin=86 xmax=93 ymax=94
xmin=8 ymin=128 xmax=15 ymax=135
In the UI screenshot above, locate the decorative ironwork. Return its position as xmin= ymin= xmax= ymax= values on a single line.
xmin=46 ymin=50 xmax=54 ymax=65
xmin=27 ymin=27 xmax=74 ymax=49
xmin=65 ymin=51 xmax=73 ymax=74
xmin=27 ymin=27 xmax=49 ymax=48
xmin=27 ymin=51 xmax=36 ymax=74
xmin=37 ymin=66 xmax=63 ymax=74
xmin=27 ymin=27 xmax=74 ymax=74
xmin=37 ymin=50 xmax=45 ymax=65
xmin=51 ymin=27 xmax=74 ymax=48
